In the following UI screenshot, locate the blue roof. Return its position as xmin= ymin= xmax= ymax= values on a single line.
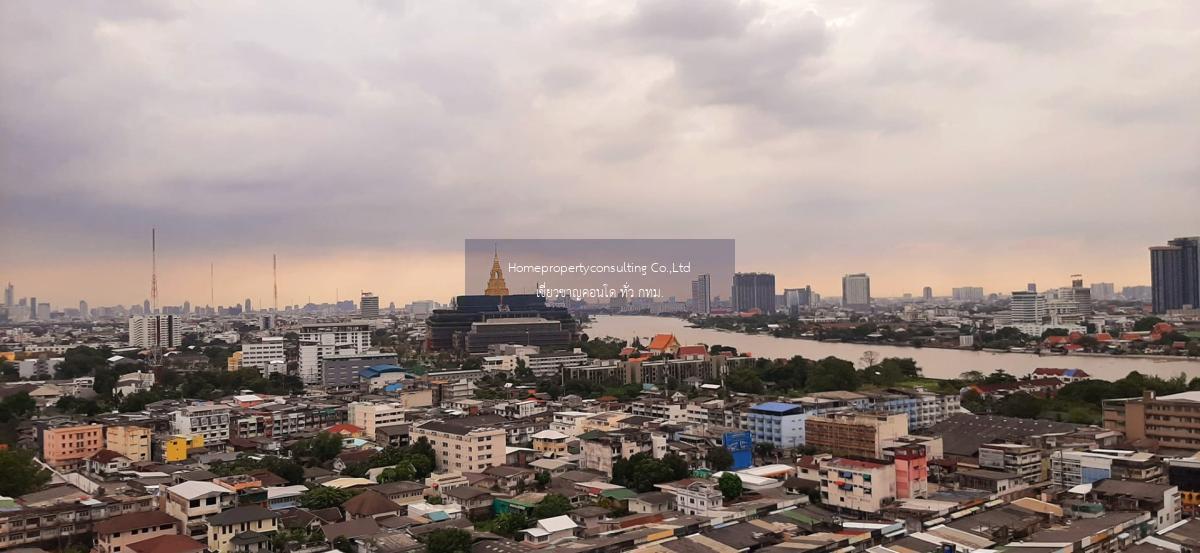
xmin=750 ymin=402 xmax=803 ymax=414
xmin=427 ymin=511 xmax=449 ymax=522
xmin=359 ymin=364 xmax=412 ymax=378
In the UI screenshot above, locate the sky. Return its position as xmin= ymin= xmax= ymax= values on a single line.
xmin=1 ymin=0 xmax=1197 ymax=309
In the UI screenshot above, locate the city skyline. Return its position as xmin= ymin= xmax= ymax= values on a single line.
xmin=2 ymin=1 xmax=1197 ymax=307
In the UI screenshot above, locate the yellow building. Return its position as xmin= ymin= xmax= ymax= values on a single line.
xmin=0 ymin=352 xmax=15 ymax=362
xmin=106 ymin=425 xmax=152 ymax=462
xmin=162 ymin=434 xmax=205 ymax=462
xmin=227 ymin=351 xmax=243 ymax=372
xmin=411 ymin=420 xmax=506 ymax=473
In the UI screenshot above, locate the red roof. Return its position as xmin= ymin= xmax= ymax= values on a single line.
xmin=677 ymin=345 xmax=707 ymax=356
xmin=127 ymin=535 xmax=207 ymax=553
xmin=325 ymin=423 xmax=363 ymax=435
xmin=1094 ymin=333 xmax=1113 ymax=342
xmin=1043 ymin=336 xmax=1069 ymax=346
xmin=648 ymin=334 xmax=679 ymax=351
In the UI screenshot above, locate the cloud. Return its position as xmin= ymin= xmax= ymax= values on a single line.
xmin=1 ymin=0 xmax=1197 ymax=306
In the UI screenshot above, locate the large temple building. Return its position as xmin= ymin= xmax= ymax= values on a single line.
xmin=425 ymin=250 xmax=578 ymax=353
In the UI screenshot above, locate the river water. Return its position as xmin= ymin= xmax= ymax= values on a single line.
xmin=584 ymin=315 xmax=1200 ymax=381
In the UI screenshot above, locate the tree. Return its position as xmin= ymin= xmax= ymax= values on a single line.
xmin=996 ymin=393 xmax=1043 ymax=419
xmin=0 ymin=360 xmax=19 ymax=382
xmin=533 ymin=494 xmax=573 ymax=519
xmin=425 ymin=528 xmax=472 ymax=553
xmin=300 ymin=486 xmax=353 ymax=509
xmin=805 ymin=357 xmax=859 ymax=392
xmin=718 ymin=473 xmax=743 ymax=501
xmin=706 ymin=447 xmax=734 ymax=471
xmin=1134 ymin=317 xmax=1164 ymax=331
xmin=663 ymin=453 xmax=690 ymax=480
xmin=535 ymin=470 xmax=551 ymax=488
xmin=0 ymin=449 xmax=52 ymax=497
xmin=491 ymin=512 xmax=531 ymax=537
xmin=293 ymin=432 xmax=343 ymax=464
xmin=725 ymin=367 xmax=763 ymax=394
xmin=56 ymin=346 xmax=112 ymax=379
xmin=959 ymin=370 xmax=985 ymax=382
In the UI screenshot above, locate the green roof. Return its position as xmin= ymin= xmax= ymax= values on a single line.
xmin=600 ymin=488 xmax=637 ymax=500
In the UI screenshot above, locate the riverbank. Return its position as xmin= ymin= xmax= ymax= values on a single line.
xmin=584 ymin=315 xmax=1200 ymax=381
xmin=676 ymin=318 xmax=1194 ymax=362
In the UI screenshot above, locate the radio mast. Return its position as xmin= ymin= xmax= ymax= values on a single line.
xmin=150 ymin=228 xmax=161 ymax=366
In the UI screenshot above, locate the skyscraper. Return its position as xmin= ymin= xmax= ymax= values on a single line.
xmin=691 ymin=274 xmax=711 ymax=315
xmin=952 ymin=287 xmax=985 ymax=302
xmin=1150 ymin=237 xmax=1200 ymax=313
xmin=841 ymin=274 xmax=871 ymax=310
xmin=784 ymin=286 xmax=813 ymax=315
xmin=361 ymin=292 xmax=380 ymax=318
xmin=922 ymin=286 xmax=933 ymax=301
xmin=79 ymin=300 xmax=88 ymax=320
xmin=3 ymin=283 xmax=12 ymax=307
xmin=1027 ymin=283 xmax=1037 ymax=293
xmin=1090 ymin=282 xmax=1115 ymax=301
xmin=29 ymin=296 xmax=37 ymax=319
xmin=732 ymin=273 xmax=775 ymax=314
xmin=1010 ymin=291 xmax=1045 ymax=325
xmin=245 ymin=298 xmax=253 ymax=313
xmin=143 ymin=299 xmax=151 ymax=315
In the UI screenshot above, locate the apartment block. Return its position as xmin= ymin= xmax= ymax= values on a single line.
xmin=804 ymin=412 xmax=908 ymax=459
xmin=410 ymin=420 xmax=506 ymax=473
xmin=1104 ymin=391 xmax=1200 ymax=451
xmin=105 ymin=425 xmax=153 ymax=462
xmin=172 ymin=403 xmax=231 ymax=446
xmin=978 ymin=443 xmax=1043 ymax=484
xmin=819 ymin=458 xmax=896 ymax=514
xmin=40 ymin=423 xmax=104 ymax=470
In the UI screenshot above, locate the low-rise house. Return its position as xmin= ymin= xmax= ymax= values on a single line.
xmin=521 ymin=515 xmax=579 ymax=546
xmin=94 ymin=511 xmax=180 ymax=553
xmin=483 ymin=465 xmax=536 ymax=493
xmin=957 ymin=469 xmax=1027 ymax=495
xmin=655 ymin=479 xmax=723 ymax=516
xmin=126 ymin=534 xmax=208 ymax=553
xmin=370 ymin=481 xmax=426 ymax=506
xmin=1089 ymin=479 xmax=1181 ymax=530
xmin=206 ymin=505 xmax=279 ymax=553
xmin=628 ymin=491 xmax=674 ymax=514
xmin=444 ymin=486 xmax=493 ymax=519
xmin=266 ymin=485 xmax=307 ymax=510
xmin=163 ymin=481 xmax=236 ymax=538
xmin=342 ymin=489 xmax=403 ymax=520
xmin=88 ymin=449 xmax=133 ymax=475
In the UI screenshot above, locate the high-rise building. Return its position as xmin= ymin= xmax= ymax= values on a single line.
xmin=183 ymin=300 xmax=191 ymax=315
xmin=1150 ymin=237 xmax=1200 ymax=313
xmin=691 ymin=274 xmax=711 ymax=315
xmin=732 ymin=273 xmax=775 ymax=314
xmin=1090 ymin=282 xmax=1115 ymax=302
xmin=244 ymin=298 xmax=252 ymax=313
xmin=1121 ymin=285 xmax=1152 ymax=302
xmin=783 ymin=286 xmax=813 ymax=315
xmin=921 ymin=286 xmax=933 ymax=301
xmin=79 ymin=300 xmax=88 ymax=320
xmin=29 ymin=296 xmax=38 ymax=319
xmin=143 ymin=299 xmax=151 ymax=315
xmin=128 ymin=315 xmax=182 ymax=348
xmin=1009 ymin=291 xmax=1045 ymax=326
xmin=1027 ymin=283 xmax=1037 ymax=293
xmin=841 ymin=274 xmax=871 ymax=310
xmin=3 ymin=283 xmax=12 ymax=307
xmin=951 ymin=287 xmax=985 ymax=302
xmin=360 ymin=292 xmax=380 ymax=318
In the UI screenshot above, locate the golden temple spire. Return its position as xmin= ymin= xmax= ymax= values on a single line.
xmin=484 ymin=245 xmax=509 ymax=296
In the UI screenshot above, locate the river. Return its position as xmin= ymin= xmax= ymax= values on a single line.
xmin=583 ymin=315 xmax=1200 ymax=381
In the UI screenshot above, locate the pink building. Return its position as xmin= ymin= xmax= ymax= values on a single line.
xmin=41 ymin=424 xmax=104 ymax=470
xmin=889 ymin=444 xmax=929 ymax=499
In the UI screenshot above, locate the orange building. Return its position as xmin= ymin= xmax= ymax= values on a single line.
xmin=41 ymin=423 xmax=104 ymax=470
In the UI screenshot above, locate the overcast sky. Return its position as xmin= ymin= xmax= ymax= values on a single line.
xmin=2 ymin=0 xmax=1197 ymax=308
